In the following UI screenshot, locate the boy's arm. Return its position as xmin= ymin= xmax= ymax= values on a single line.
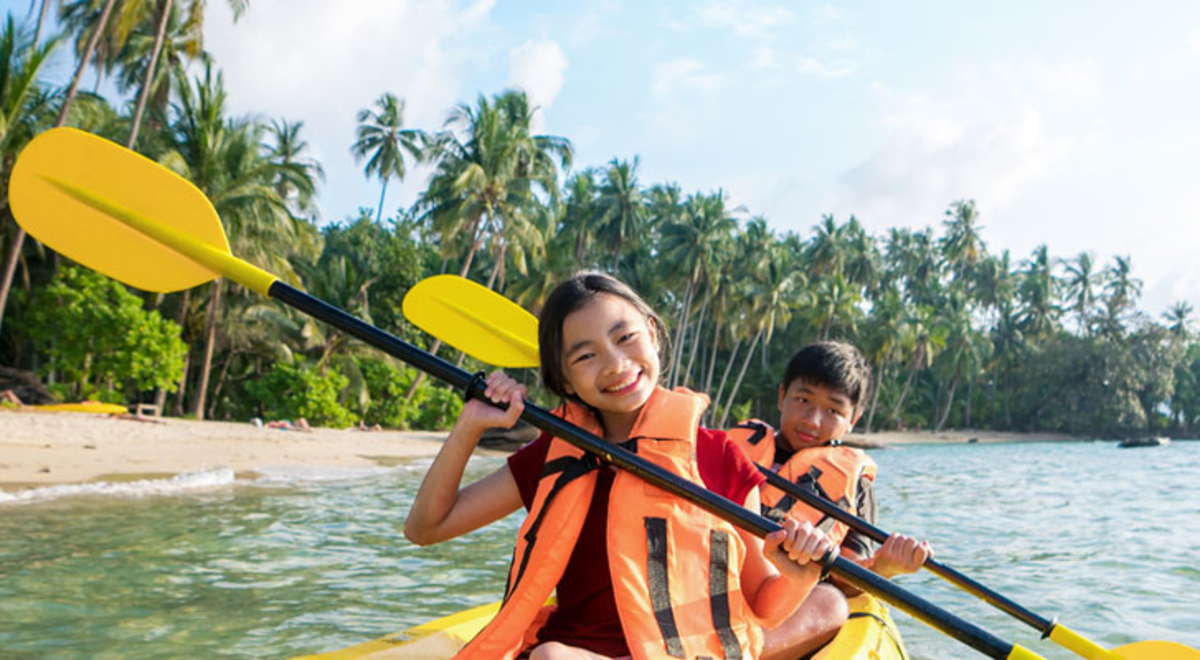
xmin=841 ymin=476 xmax=932 ymax=578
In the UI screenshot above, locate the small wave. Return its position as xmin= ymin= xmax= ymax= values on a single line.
xmin=251 ymin=464 xmax=396 ymax=483
xmin=0 ymin=468 xmax=236 ymax=505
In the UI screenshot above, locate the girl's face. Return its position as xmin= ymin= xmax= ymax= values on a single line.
xmin=560 ymin=293 xmax=660 ymax=417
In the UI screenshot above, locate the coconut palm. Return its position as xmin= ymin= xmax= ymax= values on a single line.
xmin=594 ymin=157 xmax=645 ymax=273
xmin=1061 ymin=252 xmax=1098 ymax=336
xmin=1100 ymin=255 xmax=1141 ymax=333
xmin=940 ymin=199 xmax=985 ymax=284
xmin=888 ymin=305 xmax=947 ymax=427
xmin=159 ymin=65 xmax=308 ymax=419
xmin=1016 ymin=245 xmax=1061 ymax=340
xmin=0 ymin=17 xmax=57 ymax=336
xmin=352 ymin=92 xmax=426 ymax=222
xmin=659 ymin=191 xmax=736 ymax=387
xmin=265 ymin=117 xmax=322 ymax=214
xmin=1164 ymin=301 xmax=1194 ymax=342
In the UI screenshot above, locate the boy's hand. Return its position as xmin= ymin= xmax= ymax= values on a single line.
xmin=764 ymin=518 xmax=834 ymax=578
xmin=457 ymin=372 xmax=526 ymax=435
xmin=869 ymin=533 xmax=932 ymax=578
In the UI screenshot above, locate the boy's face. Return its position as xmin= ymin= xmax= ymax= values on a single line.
xmin=777 ymin=379 xmax=860 ymax=451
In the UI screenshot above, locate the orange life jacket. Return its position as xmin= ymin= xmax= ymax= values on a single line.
xmin=457 ymin=387 xmax=764 ymax=660
xmin=728 ymin=419 xmax=876 ymax=547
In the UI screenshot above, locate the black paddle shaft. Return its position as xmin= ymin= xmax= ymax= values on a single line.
xmin=757 ymin=467 xmax=1057 ymax=635
xmin=269 ymin=281 xmax=1030 ymax=660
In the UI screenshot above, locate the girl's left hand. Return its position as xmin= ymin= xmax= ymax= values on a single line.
xmin=869 ymin=533 xmax=932 ymax=578
xmin=763 ymin=518 xmax=833 ymax=576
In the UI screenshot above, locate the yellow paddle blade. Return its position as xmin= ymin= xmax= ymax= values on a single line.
xmin=9 ymin=127 xmax=229 ymax=293
xmin=402 ymin=275 xmax=540 ymax=368
xmin=1113 ymin=641 xmax=1200 ymax=659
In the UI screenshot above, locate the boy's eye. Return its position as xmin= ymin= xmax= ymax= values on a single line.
xmin=617 ymin=331 xmax=636 ymax=343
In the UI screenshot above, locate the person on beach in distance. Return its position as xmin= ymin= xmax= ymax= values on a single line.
xmin=730 ymin=341 xmax=933 ymax=660
xmin=405 ymin=272 xmax=836 ymax=659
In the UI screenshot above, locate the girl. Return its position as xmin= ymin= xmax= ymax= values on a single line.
xmin=405 ymin=273 xmax=833 ymax=659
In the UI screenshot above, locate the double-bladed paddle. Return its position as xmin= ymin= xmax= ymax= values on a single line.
xmin=2 ymin=126 xmax=1080 ymax=659
xmin=401 ymin=273 xmax=1200 ymax=660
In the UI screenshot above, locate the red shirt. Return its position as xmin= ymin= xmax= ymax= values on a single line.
xmin=506 ymin=427 xmax=766 ymax=657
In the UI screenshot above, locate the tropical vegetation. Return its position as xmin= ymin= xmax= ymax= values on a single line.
xmin=1 ymin=7 xmax=1197 ymax=437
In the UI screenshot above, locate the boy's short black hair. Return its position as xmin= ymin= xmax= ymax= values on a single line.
xmin=781 ymin=341 xmax=871 ymax=415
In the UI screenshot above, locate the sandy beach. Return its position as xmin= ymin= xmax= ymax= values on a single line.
xmin=1 ymin=409 xmax=1083 ymax=491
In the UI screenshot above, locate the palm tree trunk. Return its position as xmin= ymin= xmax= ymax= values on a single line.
xmin=703 ymin=318 xmax=723 ymax=393
xmin=864 ymin=352 xmax=890 ymax=432
xmin=375 ymin=178 xmax=389 ymax=222
xmin=719 ymin=325 xmax=764 ymax=428
xmin=965 ymin=374 xmax=974 ymax=428
xmin=712 ymin=339 xmax=741 ymax=422
xmin=683 ymin=292 xmax=709 ymax=387
xmin=192 ymin=279 xmax=223 ymax=420
xmin=669 ymin=278 xmax=695 ymax=387
xmin=0 ymin=0 xmax=118 ymax=334
xmin=935 ymin=372 xmax=960 ymax=432
xmin=889 ymin=346 xmax=924 ymax=426
xmin=126 ymin=0 xmax=174 ymax=149
xmin=34 ymin=0 xmax=50 ymax=44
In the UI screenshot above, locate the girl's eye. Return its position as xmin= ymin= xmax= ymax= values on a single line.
xmin=617 ymin=331 xmax=636 ymax=343
xmin=571 ymin=352 xmax=594 ymax=364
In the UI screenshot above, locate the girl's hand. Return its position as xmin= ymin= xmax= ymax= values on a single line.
xmin=869 ymin=533 xmax=932 ymax=578
xmin=763 ymin=518 xmax=834 ymax=578
xmin=457 ymin=371 xmax=527 ymax=435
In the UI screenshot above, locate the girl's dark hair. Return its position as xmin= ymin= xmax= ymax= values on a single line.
xmin=538 ymin=272 xmax=670 ymax=400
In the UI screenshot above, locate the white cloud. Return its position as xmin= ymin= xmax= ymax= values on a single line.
xmin=508 ymin=40 xmax=569 ymax=134
xmin=833 ymin=58 xmax=1100 ymax=232
xmin=794 ymin=55 xmax=856 ymax=79
xmin=651 ymin=58 xmax=724 ymax=96
xmin=202 ymin=0 xmax=495 ymax=221
xmin=695 ymin=0 xmax=796 ymax=39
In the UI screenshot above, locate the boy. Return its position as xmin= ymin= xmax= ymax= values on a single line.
xmin=731 ymin=341 xmax=932 ymax=659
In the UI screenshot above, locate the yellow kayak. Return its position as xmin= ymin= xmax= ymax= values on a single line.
xmin=32 ymin=401 xmax=128 ymax=414
xmin=294 ymin=593 xmax=907 ymax=660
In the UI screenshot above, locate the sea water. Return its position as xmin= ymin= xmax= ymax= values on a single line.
xmin=1 ymin=442 xmax=1198 ymax=659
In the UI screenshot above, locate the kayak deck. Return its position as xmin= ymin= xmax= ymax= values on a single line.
xmin=294 ymin=594 xmax=906 ymax=659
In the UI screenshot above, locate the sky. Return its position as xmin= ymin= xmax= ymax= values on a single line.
xmin=8 ymin=0 xmax=1200 ymax=317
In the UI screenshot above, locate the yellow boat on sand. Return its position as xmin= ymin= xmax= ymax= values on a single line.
xmin=32 ymin=401 xmax=128 ymax=414
xmin=294 ymin=593 xmax=907 ymax=660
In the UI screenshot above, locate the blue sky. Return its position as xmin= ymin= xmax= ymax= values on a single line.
xmin=9 ymin=0 xmax=1200 ymax=317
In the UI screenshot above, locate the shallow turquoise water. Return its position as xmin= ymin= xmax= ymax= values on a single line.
xmin=1 ymin=442 xmax=1198 ymax=659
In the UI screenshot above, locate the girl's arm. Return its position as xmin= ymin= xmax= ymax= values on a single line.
xmin=738 ymin=488 xmax=829 ymax=628
xmin=404 ymin=373 xmax=527 ymax=546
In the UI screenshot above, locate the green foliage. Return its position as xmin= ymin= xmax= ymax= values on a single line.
xmin=353 ymin=358 xmax=462 ymax=430
xmin=22 ymin=266 xmax=186 ymax=402
xmin=245 ymin=361 xmax=356 ymax=428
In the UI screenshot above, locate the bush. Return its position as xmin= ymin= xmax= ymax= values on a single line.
xmin=355 ymin=358 xmax=462 ymax=430
xmin=246 ymin=361 xmax=357 ymax=428
xmin=23 ymin=266 xmax=186 ymax=402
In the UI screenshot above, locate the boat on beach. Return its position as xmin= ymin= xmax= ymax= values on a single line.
xmin=1117 ymin=436 xmax=1171 ymax=448
xmin=292 ymin=593 xmax=907 ymax=660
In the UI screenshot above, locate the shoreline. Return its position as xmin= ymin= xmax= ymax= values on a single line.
xmin=2 ymin=409 xmax=1098 ymax=492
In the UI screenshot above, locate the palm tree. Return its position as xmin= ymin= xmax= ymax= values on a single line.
xmin=352 ymin=92 xmax=425 ymax=222
xmin=159 ymin=65 xmax=307 ymax=419
xmin=1061 ymin=252 xmax=1098 ymax=336
xmin=811 ymin=272 xmax=862 ymax=341
xmin=265 ymin=117 xmax=322 ymax=214
xmin=559 ymin=169 xmax=599 ymax=265
xmin=594 ymin=157 xmax=645 ymax=273
xmin=940 ymin=199 xmax=985 ymax=284
xmin=1163 ymin=301 xmax=1193 ymax=342
xmin=933 ymin=298 xmax=992 ymax=431
xmin=807 ymin=214 xmax=850 ymax=278
xmin=409 ymin=89 xmax=570 ymax=396
xmin=1016 ymin=245 xmax=1060 ymax=339
xmin=718 ymin=244 xmax=804 ymax=427
xmin=0 ymin=17 xmax=57 ymax=336
xmin=1100 ymin=255 xmax=1141 ymax=333
xmin=888 ymin=305 xmax=947 ymax=427
xmin=658 ymin=191 xmax=735 ymax=387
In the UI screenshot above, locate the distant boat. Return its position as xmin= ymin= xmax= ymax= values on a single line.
xmin=1117 ymin=436 xmax=1170 ymax=448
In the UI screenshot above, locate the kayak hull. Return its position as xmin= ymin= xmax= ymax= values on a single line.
xmin=293 ymin=594 xmax=906 ymax=659
xmin=32 ymin=402 xmax=128 ymax=414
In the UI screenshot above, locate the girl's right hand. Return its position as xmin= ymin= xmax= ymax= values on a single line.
xmin=764 ymin=518 xmax=834 ymax=578
xmin=457 ymin=371 xmax=527 ymax=435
